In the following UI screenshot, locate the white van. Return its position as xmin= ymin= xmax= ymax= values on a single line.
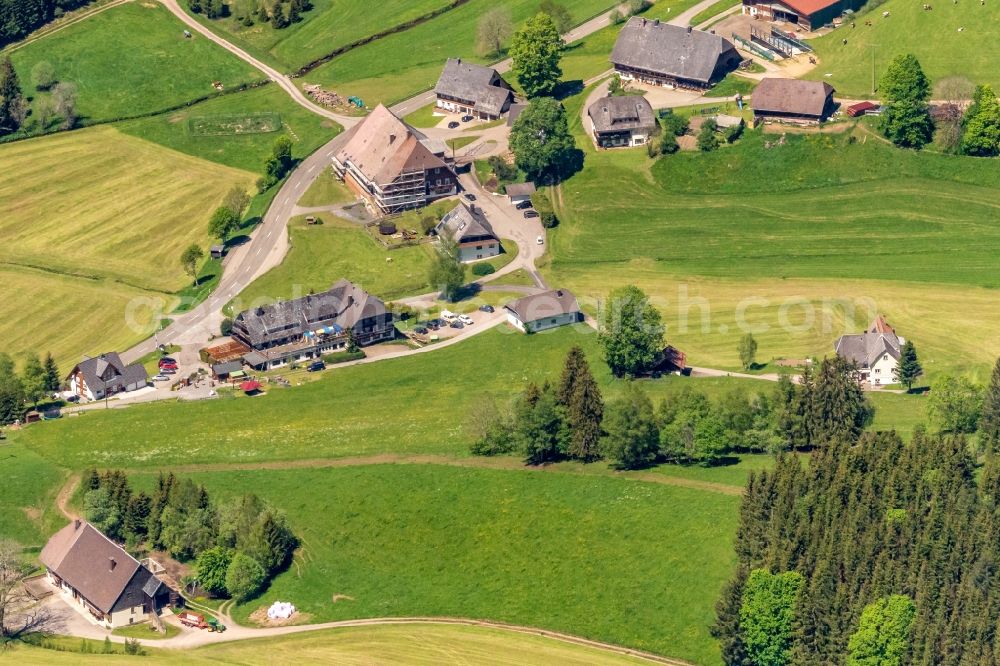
xmin=440 ymin=310 xmax=458 ymax=322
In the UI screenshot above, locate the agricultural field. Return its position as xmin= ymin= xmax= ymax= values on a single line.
xmin=119 ymin=83 xmax=341 ymax=172
xmin=807 ymin=0 xmax=1000 ymax=96
xmin=6 ymin=2 xmax=261 ymax=127
xmin=548 ymin=88 xmax=1000 ymax=378
xmin=0 ymin=444 xmax=66 ymax=547
xmin=185 ymin=0 xmax=456 ymax=72
xmin=0 ymin=126 xmax=254 ymax=363
xmin=229 ymin=214 xmax=437 ymax=312
xmin=303 ymin=0 xmax=619 ymax=107
xmin=6 ymin=623 xmax=661 ymax=665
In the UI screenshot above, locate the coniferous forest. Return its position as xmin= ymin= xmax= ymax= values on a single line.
xmin=715 ymin=426 xmax=1000 ymax=665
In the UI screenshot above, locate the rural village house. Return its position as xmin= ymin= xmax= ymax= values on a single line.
xmin=40 ymin=520 xmax=172 ymax=629
xmin=742 ymin=0 xmax=866 ymax=30
xmin=330 ymin=105 xmax=457 ymax=214
xmin=434 ymin=58 xmax=515 ymax=120
xmin=587 ymin=95 xmax=657 ymax=148
xmin=233 ymin=279 xmax=394 ymax=370
xmin=505 ymin=289 xmax=582 ymax=333
xmin=834 ymin=315 xmax=904 ymax=386
xmin=751 ymin=78 xmax=836 ymax=124
xmin=67 ymin=352 xmax=148 ymax=401
xmin=435 ymin=202 xmax=502 ymax=263
xmin=610 ymin=18 xmax=741 ymax=90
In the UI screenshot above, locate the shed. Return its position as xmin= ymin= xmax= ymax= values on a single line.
xmin=210 ymin=245 xmax=226 ymax=259
xmin=505 ymin=182 xmax=536 ymax=204
xmin=211 ymin=360 xmax=243 ymax=380
xmin=846 ymin=101 xmax=879 ymax=117
xmin=751 ymin=78 xmax=836 ymax=124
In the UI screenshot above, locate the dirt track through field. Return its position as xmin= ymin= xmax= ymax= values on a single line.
xmin=106 ymin=454 xmax=744 ymax=496
xmin=55 ymin=473 xmax=81 ymax=521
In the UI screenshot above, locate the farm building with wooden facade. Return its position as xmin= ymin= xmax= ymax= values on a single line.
xmin=434 ymin=58 xmax=515 ymax=120
xmin=751 ymin=78 xmax=835 ymax=124
xmin=742 ymin=0 xmax=867 ymax=30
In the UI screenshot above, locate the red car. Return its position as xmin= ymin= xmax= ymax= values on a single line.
xmin=159 ymin=361 xmax=178 ymax=371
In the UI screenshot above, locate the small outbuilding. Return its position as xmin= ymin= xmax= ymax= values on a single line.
xmin=846 ymin=101 xmax=879 ymax=117
xmin=751 ymin=78 xmax=835 ymax=124
xmin=587 ymin=95 xmax=657 ymax=148
xmin=211 ymin=360 xmax=243 ymax=381
xmin=505 ymin=289 xmax=582 ymax=333
xmin=210 ymin=245 xmax=226 ymax=259
xmin=505 ymin=182 xmax=536 ymax=205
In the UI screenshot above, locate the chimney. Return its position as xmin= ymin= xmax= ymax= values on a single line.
xmin=687 ymin=25 xmax=693 ymax=34
xmin=389 ymin=134 xmax=396 ymax=144
xmin=109 ymin=557 xmax=117 ymax=572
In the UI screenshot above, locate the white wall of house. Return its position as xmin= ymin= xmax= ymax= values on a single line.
xmin=459 ymin=242 xmax=500 ymax=263
xmin=507 ymin=311 xmax=579 ymax=333
xmin=869 ymin=354 xmax=898 ymax=386
xmin=109 ymin=604 xmax=148 ymax=629
xmin=70 ymin=375 xmax=96 ymax=401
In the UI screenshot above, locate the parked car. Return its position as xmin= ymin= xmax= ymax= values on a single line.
xmin=458 ymin=314 xmax=473 ymax=325
xmin=427 ymin=319 xmax=442 ymax=330
xmin=478 ymin=304 xmax=495 ymax=313
xmin=463 ymin=193 xmax=477 ymax=201
xmin=414 ymin=326 xmax=429 ymax=335
xmin=523 ymin=210 xmax=539 ymax=219
xmin=152 ymin=374 xmax=170 ymax=382
xmin=449 ymin=320 xmax=465 ymax=329
xmin=65 ymin=394 xmax=79 ymax=403
xmin=158 ymin=357 xmax=176 ymax=365
xmin=306 ymin=360 xmax=326 ymax=372
xmin=447 ymin=121 xmax=460 ymax=129
xmin=441 ymin=309 xmax=458 ymax=322
xmin=160 ymin=368 xmax=177 ymax=375
xmin=536 ymin=235 xmax=545 ymax=245
xmin=461 ymin=115 xmax=473 ymax=123
xmin=514 ymin=200 xmax=533 ymax=210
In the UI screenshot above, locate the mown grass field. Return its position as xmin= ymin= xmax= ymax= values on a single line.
xmin=806 ymin=0 xmax=1000 ymax=96
xmin=229 ymin=214 xmax=437 ymax=312
xmin=119 ymin=83 xmax=341 ymax=172
xmin=151 ymin=464 xmax=737 ymax=664
xmin=185 ymin=0 xmax=455 ymax=72
xmin=549 ymin=88 xmax=1000 ymax=378
xmin=304 ymin=0 xmax=618 ymax=106
xmin=0 ymin=444 xmax=66 ymax=547
xmin=7 ymin=623 xmax=659 ymax=664
xmin=0 ymin=126 xmax=254 ymax=293
xmin=7 ymin=2 xmax=260 ymax=125
xmin=297 ymin=167 xmax=354 ymax=207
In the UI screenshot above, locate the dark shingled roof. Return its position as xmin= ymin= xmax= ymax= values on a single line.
xmin=40 ymin=521 xmax=159 ymax=614
xmin=434 ymin=58 xmax=513 ymax=116
xmin=506 ymin=103 xmax=528 ymax=127
xmin=505 ymin=182 xmax=536 ymax=197
xmin=436 ymin=203 xmax=499 ymax=244
xmin=233 ymin=279 xmax=389 ymax=349
xmin=752 ymin=78 xmax=835 ymax=117
xmin=211 ymin=360 xmax=243 ymax=376
xmin=610 ymin=18 xmax=739 ymax=84
xmin=505 ymin=289 xmax=581 ymax=324
xmin=68 ymin=352 xmax=148 ymax=394
xmin=834 ymin=316 xmax=902 ymax=370
xmin=588 ymin=95 xmax=657 ymax=134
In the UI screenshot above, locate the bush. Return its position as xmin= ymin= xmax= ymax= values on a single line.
xmin=660 ymin=111 xmax=689 ymax=136
xmin=220 ymin=317 xmax=234 ymax=337
xmin=488 ymin=155 xmax=517 ymax=182
xmin=531 ymin=192 xmax=559 ymax=228
xmin=697 ymin=120 xmax=720 ymax=152
xmin=323 ymin=350 xmax=366 ymax=365
xmin=659 ymin=132 xmax=679 ymax=154
xmin=225 ymin=553 xmax=266 ymax=602
xmin=420 ymin=215 xmax=437 ymax=235
xmin=723 ymin=122 xmax=744 ymax=144
xmin=472 ymin=263 xmax=496 ymax=276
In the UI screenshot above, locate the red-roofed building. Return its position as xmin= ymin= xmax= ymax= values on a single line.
xmin=743 ymin=0 xmax=865 ymax=30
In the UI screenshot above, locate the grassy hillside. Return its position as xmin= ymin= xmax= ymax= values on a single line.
xmin=303 ymin=0 xmax=617 ymax=106
xmin=548 ymin=89 xmax=1000 ymax=378
xmin=119 ymin=82 xmax=342 ymax=172
xmin=164 ymin=464 xmax=738 ymax=665
xmin=8 ymin=623 xmax=661 ymax=664
xmin=7 ymin=2 xmax=261 ymax=126
xmin=0 ymin=444 xmax=66 ymax=546
xmin=807 ymin=0 xmax=1000 ymax=96
xmin=0 ymin=126 xmax=254 ymax=293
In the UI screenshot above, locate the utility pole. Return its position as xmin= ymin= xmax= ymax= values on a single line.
xmin=871 ymin=43 xmax=877 ymax=96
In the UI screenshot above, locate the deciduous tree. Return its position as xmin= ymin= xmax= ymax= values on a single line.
xmin=223 ymin=186 xmax=251 ymax=217
xmin=847 ymin=595 xmax=916 ymax=666
xmin=508 ymin=96 xmax=577 ymax=183
xmin=225 ymin=552 xmax=265 ymax=601
xmin=509 ymin=12 xmax=563 ymax=98
xmin=961 ymin=84 xmax=1000 ymax=157
xmin=602 ymin=381 xmax=658 ymax=469
xmin=515 ymin=382 xmax=567 ymax=464
xmin=429 ymin=233 xmax=465 ymax=302
xmin=196 ymin=546 xmax=232 ymax=596
xmin=738 ymin=333 xmax=758 ymax=371
xmin=739 ymin=569 xmax=803 ymax=666
xmin=539 ymin=0 xmax=572 ymax=32
xmin=21 ymin=354 xmax=46 ymax=406
xmin=180 ymin=244 xmax=204 ymax=286
xmin=476 ymin=8 xmax=513 ymax=58
xmin=208 ymin=206 xmax=240 ymax=241
xmin=30 ymin=60 xmax=55 ymax=91
xmin=928 ymin=375 xmax=982 ymax=434
xmin=598 ymin=285 xmax=663 ymax=377
xmin=52 ymin=81 xmax=77 ymax=130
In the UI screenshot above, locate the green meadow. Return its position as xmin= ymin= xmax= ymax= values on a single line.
xmin=8 ymin=2 xmax=261 ymax=125
xmin=807 ymin=0 xmax=1000 ymax=97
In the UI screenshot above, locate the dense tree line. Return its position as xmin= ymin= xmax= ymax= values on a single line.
xmin=714 ymin=419 xmax=1000 ymax=665
xmin=0 ymin=0 xmax=93 ymax=48
xmin=83 ymin=470 xmax=297 ymax=602
xmin=0 ymin=352 xmax=61 ymax=424
xmin=189 ymin=0 xmax=312 ymax=29
xmin=469 ymin=347 xmax=874 ymax=469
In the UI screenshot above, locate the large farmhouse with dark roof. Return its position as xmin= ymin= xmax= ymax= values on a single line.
xmin=610 ymin=18 xmax=741 ymax=90
xmin=834 ymin=315 xmax=903 ymax=386
xmin=329 ymin=104 xmax=457 ymax=214
xmin=751 ymin=78 xmax=836 ymax=124
xmin=232 ymin=279 xmax=394 ymax=370
xmin=587 ymin=95 xmax=657 ymax=148
xmin=40 ymin=520 xmax=172 ymax=629
xmin=66 ymin=352 xmax=148 ymax=401
xmin=434 ymin=58 xmax=514 ymax=120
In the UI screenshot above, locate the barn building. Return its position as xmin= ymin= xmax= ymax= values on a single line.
xmin=742 ymin=0 xmax=867 ymax=30
xmin=751 ymin=78 xmax=836 ymax=124
xmin=433 ymin=58 xmax=515 ymax=120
